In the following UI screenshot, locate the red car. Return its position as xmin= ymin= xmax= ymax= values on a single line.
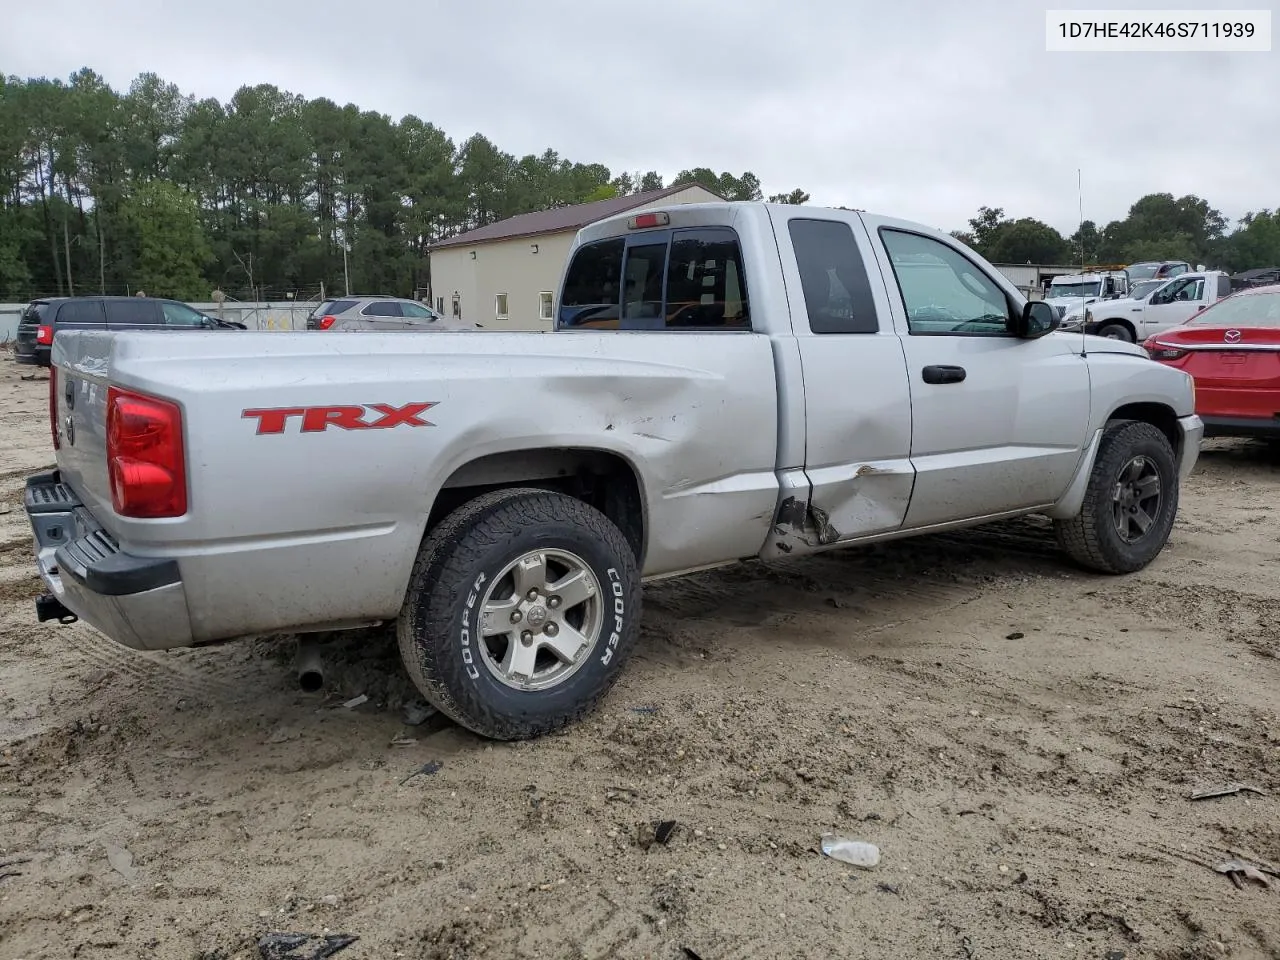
xmin=1142 ymin=283 xmax=1280 ymax=439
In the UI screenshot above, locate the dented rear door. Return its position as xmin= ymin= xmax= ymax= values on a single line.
xmin=760 ymin=208 xmax=914 ymax=557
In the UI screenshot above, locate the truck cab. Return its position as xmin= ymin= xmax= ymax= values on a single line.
xmin=1044 ymin=271 xmax=1130 ymax=320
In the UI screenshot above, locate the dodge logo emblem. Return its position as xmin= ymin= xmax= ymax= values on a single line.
xmin=1224 ymin=329 xmax=1242 ymax=343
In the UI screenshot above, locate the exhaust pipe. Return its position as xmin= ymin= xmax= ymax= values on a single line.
xmin=296 ymin=636 xmax=325 ymax=693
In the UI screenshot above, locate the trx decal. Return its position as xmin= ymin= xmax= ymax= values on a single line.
xmin=242 ymin=402 xmax=438 ymax=435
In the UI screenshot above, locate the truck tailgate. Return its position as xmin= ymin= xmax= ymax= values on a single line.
xmin=51 ymin=330 xmax=117 ymax=523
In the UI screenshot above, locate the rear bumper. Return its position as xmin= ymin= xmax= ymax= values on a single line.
xmin=25 ymin=471 xmax=194 ymax=651
xmin=1202 ymin=415 xmax=1280 ymax=440
xmin=1177 ymin=414 xmax=1204 ymax=482
xmin=15 ymin=345 xmax=49 ymax=366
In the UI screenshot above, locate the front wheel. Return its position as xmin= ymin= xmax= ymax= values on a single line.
xmin=1054 ymin=420 xmax=1179 ymax=574
xmin=397 ymin=488 xmax=641 ymax=740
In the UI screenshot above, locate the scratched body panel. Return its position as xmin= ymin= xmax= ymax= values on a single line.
xmin=49 ymin=328 xmax=780 ymax=642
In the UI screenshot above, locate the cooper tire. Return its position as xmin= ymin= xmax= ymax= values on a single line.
xmin=1054 ymin=420 xmax=1179 ymax=574
xmin=397 ymin=488 xmax=641 ymax=740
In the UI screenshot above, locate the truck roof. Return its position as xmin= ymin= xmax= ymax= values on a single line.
xmin=578 ymin=200 xmax=951 ymax=248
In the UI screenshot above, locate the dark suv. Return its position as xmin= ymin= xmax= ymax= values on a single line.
xmin=16 ymin=296 xmax=244 ymax=367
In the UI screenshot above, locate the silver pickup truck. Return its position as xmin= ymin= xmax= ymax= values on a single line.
xmin=26 ymin=201 xmax=1203 ymax=739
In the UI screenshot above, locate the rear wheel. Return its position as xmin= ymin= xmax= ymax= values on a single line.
xmin=1095 ymin=322 xmax=1134 ymax=342
xmin=397 ymin=488 xmax=641 ymax=740
xmin=1054 ymin=420 xmax=1178 ymax=574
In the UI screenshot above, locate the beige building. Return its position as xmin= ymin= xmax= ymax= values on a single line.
xmin=427 ymin=184 xmax=722 ymax=331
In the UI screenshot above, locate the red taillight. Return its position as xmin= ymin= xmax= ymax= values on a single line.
xmin=49 ymin=367 xmax=60 ymax=450
xmin=318 ymin=315 xmax=337 ymax=330
xmin=36 ymin=324 xmax=53 ymax=345
xmin=627 ymin=211 xmax=670 ymax=230
xmin=1144 ymin=340 xmax=1188 ymax=362
xmin=106 ymin=386 xmax=187 ymax=518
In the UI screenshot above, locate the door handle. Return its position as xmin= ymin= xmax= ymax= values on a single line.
xmin=922 ymin=364 xmax=966 ymax=384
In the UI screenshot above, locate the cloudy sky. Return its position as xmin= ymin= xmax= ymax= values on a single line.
xmin=3 ymin=0 xmax=1275 ymax=235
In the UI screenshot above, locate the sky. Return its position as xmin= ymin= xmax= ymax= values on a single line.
xmin=3 ymin=0 xmax=1276 ymax=236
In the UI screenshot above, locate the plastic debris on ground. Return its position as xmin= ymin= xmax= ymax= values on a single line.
xmin=105 ymin=843 xmax=138 ymax=882
xmin=1188 ymin=783 xmax=1265 ymax=801
xmin=1215 ymin=858 xmax=1272 ymax=889
xmin=820 ymin=834 xmax=881 ymax=868
xmin=258 ymin=931 xmax=359 ymax=959
xmin=399 ymin=760 xmax=443 ymax=785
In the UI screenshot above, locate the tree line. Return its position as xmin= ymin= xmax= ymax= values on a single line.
xmin=952 ymin=194 xmax=1280 ymax=273
xmin=2 ymin=68 xmax=1276 ymax=304
xmin=0 ymin=69 xmax=809 ymax=303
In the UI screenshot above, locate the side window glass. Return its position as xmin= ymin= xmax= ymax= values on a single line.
xmin=788 ymin=219 xmax=878 ymax=334
xmin=162 ymin=302 xmax=206 ymax=326
xmin=57 ymin=301 xmax=106 ymax=325
xmin=105 ymin=300 xmax=159 ymax=325
xmin=880 ymin=229 xmax=1011 ymax=336
xmin=559 ymin=238 xmax=624 ymax=328
xmin=364 ymin=302 xmax=403 ymax=317
xmin=402 ymin=302 xmax=434 ymax=319
xmin=1217 ymin=276 xmax=1232 ymax=298
xmin=664 ymin=228 xmax=750 ymax=329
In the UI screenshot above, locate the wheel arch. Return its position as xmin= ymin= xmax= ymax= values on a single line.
xmin=426 ymin=446 xmax=648 ymax=565
xmin=1106 ymin=401 xmax=1181 ymax=459
xmin=1045 ymin=400 xmax=1181 ymax=520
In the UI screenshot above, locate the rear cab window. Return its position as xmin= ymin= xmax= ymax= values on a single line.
xmin=558 ymin=226 xmax=750 ymax=331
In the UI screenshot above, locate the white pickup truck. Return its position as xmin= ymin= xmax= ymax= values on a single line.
xmin=1070 ymin=270 xmax=1233 ymax=342
xmin=26 ymin=201 xmax=1203 ymax=740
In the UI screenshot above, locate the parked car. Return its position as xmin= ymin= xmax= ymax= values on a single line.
xmin=304 ymin=294 xmax=395 ymax=329
xmin=305 ymin=296 xmax=478 ymax=331
xmin=1075 ymin=271 xmax=1233 ymax=342
xmin=1124 ymin=260 xmax=1192 ymax=283
xmin=1143 ymin=283 xmax=1280 ymax=439
xmin=15 ymin=296 xmax=244 ymax=367
xmin=25 ymin=201 xmax=1201 ymax=741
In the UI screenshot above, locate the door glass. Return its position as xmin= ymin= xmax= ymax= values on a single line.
xmin=401 ymin=302 xmax=435 ymax=319
xmin=105 ymin=300 xmax=159 ymax=325
xmin=161 ymin=302 xmax=207 ymax=326
xmin=363 ymin=301 xmax=403 ymax=317
xmin=880 ymin=230 xmax=1010 ymax=335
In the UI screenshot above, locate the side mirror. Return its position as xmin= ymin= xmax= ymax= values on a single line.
xmin=1016 ymin=300 xmax=1058 ymax=339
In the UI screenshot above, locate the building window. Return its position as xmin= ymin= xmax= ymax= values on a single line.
xmin=495 ymin=293 xmax=509 ymax=320
xmin=436 ymin=297 xmax=444 ymax=313
xmin=538 ymin=291 xmax=554 ymax=321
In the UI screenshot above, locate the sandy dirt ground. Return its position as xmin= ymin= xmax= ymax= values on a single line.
xmin=1 ymin=353 xmax=1278 ymax=960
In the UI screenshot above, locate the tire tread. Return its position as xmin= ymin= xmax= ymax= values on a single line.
xmin=397 ymin=488 xmax=639 ymax=740
xmin=1054 ymin=420 xmax=1178 ymax=574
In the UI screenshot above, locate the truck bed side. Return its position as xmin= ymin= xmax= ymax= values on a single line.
xmin=51 ymin=329 xmax=780 ymax=644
